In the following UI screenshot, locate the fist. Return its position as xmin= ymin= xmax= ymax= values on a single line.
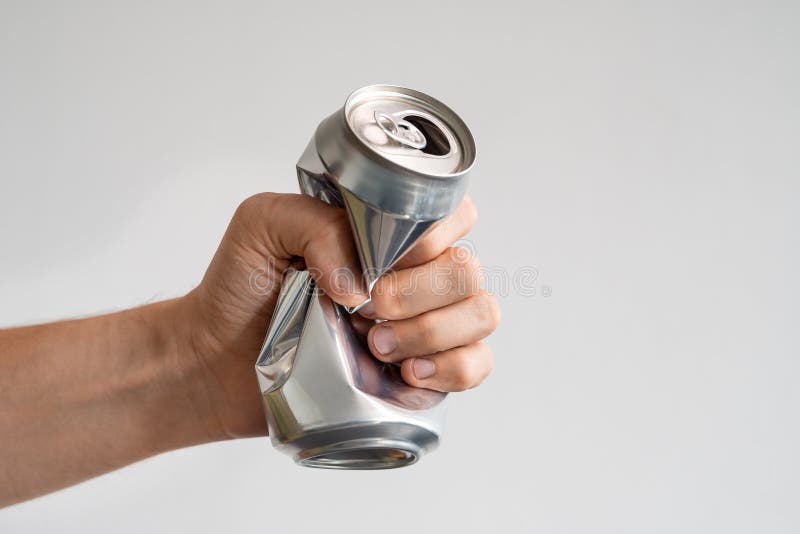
xmin=181 ymin=193 xmax=499 ymax=439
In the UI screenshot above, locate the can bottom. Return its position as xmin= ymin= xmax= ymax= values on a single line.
xmin=298 ymin=440 xmax=418 ymax=470
xmin=271 ymin=422 xmax=439 ymax=470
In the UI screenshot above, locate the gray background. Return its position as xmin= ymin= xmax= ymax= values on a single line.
xmin=1 ymin=1 xmax=798 ymax=533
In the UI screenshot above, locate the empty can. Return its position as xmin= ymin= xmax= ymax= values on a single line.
xmin=255 ymin=84 xmax=476 ymax=469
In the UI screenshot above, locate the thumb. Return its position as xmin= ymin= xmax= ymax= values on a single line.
xmin=254 ymin=193 xmax=368 ymax=307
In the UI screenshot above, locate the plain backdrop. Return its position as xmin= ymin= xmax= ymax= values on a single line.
xmin=1 ymin=1 xmax=798 ymax=533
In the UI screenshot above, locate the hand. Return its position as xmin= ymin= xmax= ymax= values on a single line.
xmin=181 ymin=193 xmax=499 ymax=440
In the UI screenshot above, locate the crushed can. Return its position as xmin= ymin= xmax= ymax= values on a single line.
xmin=255 ymin=84 xmax=476 ymax=469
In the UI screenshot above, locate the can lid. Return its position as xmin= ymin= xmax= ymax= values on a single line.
xmin=344 ymin=85 xmax=475 ymax=178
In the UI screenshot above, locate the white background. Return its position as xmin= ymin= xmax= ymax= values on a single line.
xmin=1 ymin=1 xmax=798 ymax=533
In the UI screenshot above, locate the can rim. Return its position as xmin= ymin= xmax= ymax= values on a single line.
xmin=342 ymin=84 xmax=477 ymax=180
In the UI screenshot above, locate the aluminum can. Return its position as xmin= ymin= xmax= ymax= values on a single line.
xmin=255 ymin=85 xmax=476 ymax=469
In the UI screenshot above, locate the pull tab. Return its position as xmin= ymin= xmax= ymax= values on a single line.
xmin=374 ymin=110 xmax=427 ymax=150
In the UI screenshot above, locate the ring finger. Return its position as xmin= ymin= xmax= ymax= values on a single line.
xmin=367 ymin=291 xmax=500 ymax=362
xmin=401 ymin=342 xmax=494 ymax=393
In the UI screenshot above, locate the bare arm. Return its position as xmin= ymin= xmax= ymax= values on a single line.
xmin=0 ymin=298 xmax=218 ymax=505
xmin=0 ymin=193 xmax=498 ymax=507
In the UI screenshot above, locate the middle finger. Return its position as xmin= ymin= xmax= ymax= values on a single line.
xmin=362 ymin=247 xmax=483 ymax=320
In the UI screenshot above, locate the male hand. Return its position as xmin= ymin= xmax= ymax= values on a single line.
xmin=182 ymin=193 xmax=499 ymax=439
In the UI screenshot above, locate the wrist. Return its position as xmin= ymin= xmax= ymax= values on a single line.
xmin=173 ymin=287 xmax=271 ymax=441
xmin=125 ymin=296 xmax=228 ymax=451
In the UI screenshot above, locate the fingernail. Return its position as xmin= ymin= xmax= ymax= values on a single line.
xmin=413 ymin=358 xmax=436 ymax=379
xmin=372 ymin=326 xmax=397 ymax=355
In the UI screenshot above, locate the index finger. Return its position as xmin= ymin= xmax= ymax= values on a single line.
xmin=393 ymin=195 xmax=477 ymax=270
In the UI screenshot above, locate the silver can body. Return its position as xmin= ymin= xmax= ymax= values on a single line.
xmin=255 ymin=85 xmax=476 ymax=469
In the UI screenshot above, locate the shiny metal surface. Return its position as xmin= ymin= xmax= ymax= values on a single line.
xmin=305 ymin=85 xmax=475 ymax=294
xmin=345 ymin=85 xmax=475 ymax=177
xmin=256 ymin=85 xmax=475 ymax=469
xmin=257 ymin=269 xmax=445 ymax=469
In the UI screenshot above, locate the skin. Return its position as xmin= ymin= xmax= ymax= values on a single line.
xmin=0 ymin=193 xmax=499 ymax=507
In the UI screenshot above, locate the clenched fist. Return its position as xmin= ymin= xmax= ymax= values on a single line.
xmin=185 ymin=193 xmax=499 ymax=438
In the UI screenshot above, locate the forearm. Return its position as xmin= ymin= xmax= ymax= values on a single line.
xmin=0 ymin=298 xmax=219 ymax=506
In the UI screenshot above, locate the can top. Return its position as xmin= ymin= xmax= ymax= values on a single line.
xmin=344 ymin=85 xmax=476 ymax=178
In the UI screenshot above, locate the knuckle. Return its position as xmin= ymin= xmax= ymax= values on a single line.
xmin=312 ymin=220 xmax=345 ymax=249
xmin=465 ymin=255 xmax=484 ymax=295
xmin=477 ymin=292 xmax=501 ymax=333
xmin=308 ymin=217 xmax=351 ymax=264
xmin=449 ymin=351 xmax=478 ymax=391
xmin=463 ymin=252 xmax=482 ymax=276
xmin=450 ymin=368 xmax=475 ymax=392
xmin=415 ymin=313 xmax=441 ymax=348
xmin=448 ymin=343 xmax=493 ymax=391
xmin=232 ymin=193 xmax=282 ymax=242
xmin=236 ymin=193 xmax=270 ymax=219
xmin=445 ymin=248 xmax=482 ymax=297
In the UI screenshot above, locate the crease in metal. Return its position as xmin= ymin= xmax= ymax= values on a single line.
xmin=254 ymin=85 xmax=475 ymax=469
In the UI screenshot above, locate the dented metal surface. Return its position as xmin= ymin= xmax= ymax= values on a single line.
xmin=255 ymin=85 xmax=475 ymax=469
